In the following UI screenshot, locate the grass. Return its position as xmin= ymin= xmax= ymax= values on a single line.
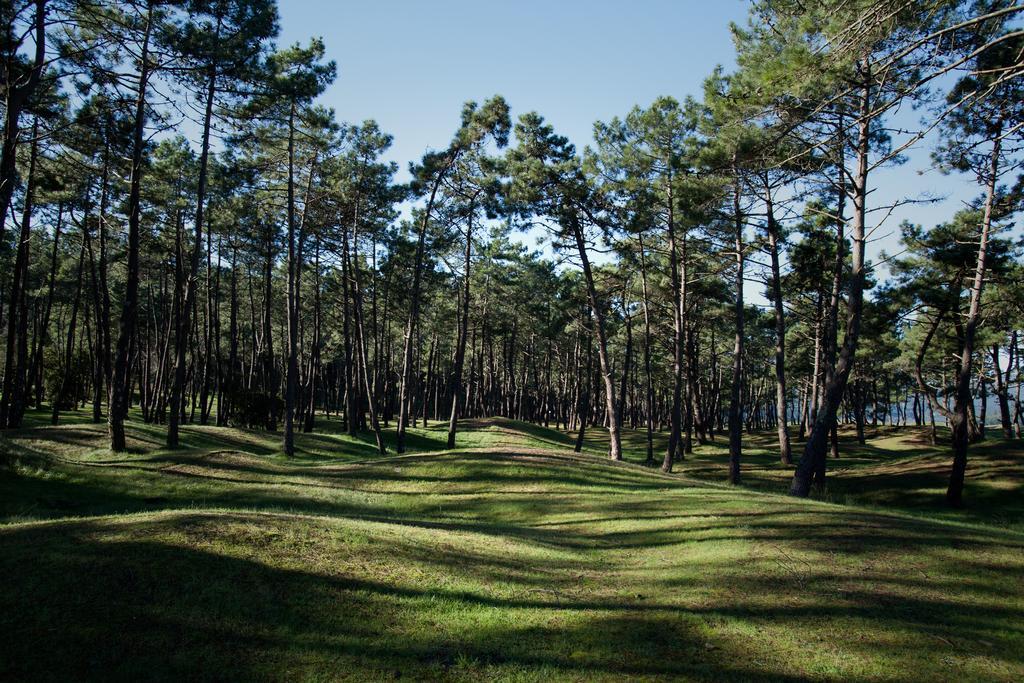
xmin=577 ymin=423 xmax=1024 ymax=531
xmin=1 ymin=410 xmax=1023 ymax=681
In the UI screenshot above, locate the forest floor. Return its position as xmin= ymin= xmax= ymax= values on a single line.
xmin=1 ymin=412 xmax=1022 ymax=681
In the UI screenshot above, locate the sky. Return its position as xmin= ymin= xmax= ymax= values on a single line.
xmin=274 ymin=0 xmax=997 ymax=292
xmin=276 ymin=0 xmax=748 ymax=180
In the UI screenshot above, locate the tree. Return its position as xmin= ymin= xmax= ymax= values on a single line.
xmin=729 ymin=0 xmax=980 ymax=496
xmin=589 ymin=96 xmax=710 ymax=470
xmin=395 ymin=96 xmax=509 ymax=453
xmin=0 ymin=0 xmax=47 ymax=247
xmin=166 ymin=0 xmax=278 ymax=448
xmin=257 ymin=39 xmax=335 ymax=456
xmin=508 ymin=112 xmax=624 ymax=461
xmin=102 ymin=0 xmax=174 ymax=452
xmin=925 ymin=24 xmax=1024 ymax=505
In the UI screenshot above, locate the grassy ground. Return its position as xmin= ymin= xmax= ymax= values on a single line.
xmin=576 ymin=424 xmax=1024 ymax=531
xmin=2 ymin=411 xmax=1023 ymax=681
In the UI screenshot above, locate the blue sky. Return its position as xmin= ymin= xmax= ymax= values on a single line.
xmin=277 ymin=0 xmax=748 ymax=179
xmin=275 ymin=0 xmax=996 ymax=287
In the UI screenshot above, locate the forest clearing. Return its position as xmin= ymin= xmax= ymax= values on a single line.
xmin=2 ymin=0 xmax=1024 ymax=680
xmin=2 ymin=415 xmax=1023 ymax=680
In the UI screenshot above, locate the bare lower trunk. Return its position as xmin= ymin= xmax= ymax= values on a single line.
xmin=638 ymin=235 xmax=655 ymax=464
xmin=168 ymin=59 xmax=217 ymax=448
xmin=347 ymin=205 xmax=385 ymax=455
xmin=945 ymin=124 xmax=1000 ymax=507
xmin=447 ymin=209 xmax=474 ymax=448
xmin=109 ymin=6 xmax=154 ymax=452
xmin=570 ymin=217 xmax=622 ymax=460
xmin=992 ymin=340 xmax=1013 ymax=438
xmin=790 ymin=65 xmax=870 ymax=496
xmin=728 ymin=175 xmax=744 ymax=485
xmin=765 ymin=182 xmax=791 ymax=464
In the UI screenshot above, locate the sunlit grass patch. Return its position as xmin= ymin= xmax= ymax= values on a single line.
xmin=1 ymin=415 xmax=1022 ymax=680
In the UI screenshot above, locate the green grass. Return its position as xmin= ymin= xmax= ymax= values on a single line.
xmin=2 ymin=411 xmax=1023 ymax=681
xmin=577 ymin=423 xmax=1024 ymax=531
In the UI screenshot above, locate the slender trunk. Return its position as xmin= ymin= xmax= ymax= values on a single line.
xmin=574 ymin=323 xmax=593 ymax=453
xmin=665 ymin=176 xmax=684 ymax=468
xmin=109 ymin=4 xmax=154 ymax=451
xmin=225 ymin=245 xmax=239 ymax=422
xmin=447 ymin=205 xmax=474 ymax=448
xmin=53 ymin=236 xmax=88 ymax=424
xmin=283 ymin=102 xmax=299 ymax=456
xmin=765 ymin=180 xmax=791 ymax=464
xmin=569 ymin=214 xmax=622 ymax=460
xmin=168 ymin=60 xmax=216 ymax=446
xmin=1 ymin=117 xmax=38 ymax=427
xmin=638 ymin=234 xmax=655 ymax=464
xmin=617 ymin=296 xmax=632 ymax=432
xmin=28 ymin=203 xmax=62 ymax=410
xmin=397 ymin=153 xmax=454 ymax=452
xmin=992 ymin=341 xmax=1013 ymax=438
xmin=348 ymin=197 xmax=385 ymax=454
xmin=728 ymin=170 xmax=744 ymax=485
xmin=0 ymin=0 xmax=46 ymax=247
xmin=945 ymin=123 xmax=1000 ymax=507
xmin=790 ymin=63 xmax=871 ymax=497
xmin=304 ymin=237 xmax=321 ymax=432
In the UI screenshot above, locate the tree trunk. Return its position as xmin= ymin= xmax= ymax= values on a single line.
xmin=397 ymin=153 xmax=454 ymax=452
xmin=765 ymin=181 xmax=791 ymax=465
xmin=447 ymin=205 xmax=475 ymax=448
xmin=945 ymin=123 xmax=1000 ymax=507
xmin=790 ymin=63 xmax=871 ymax=497
xmin=1 ymin=117 xmax=39 ymax=427
xmin=992 ymin=341 xmax=1013 ymax=438
xmin=638 ymin=234 xmax=655 ymax=464
xmin=53 ymin=233 xmax=88 ymax=424
xmin=109 ymin=4 xmax=154 ymax=452
xmin=664 ymin=176 xmax=685 ymax=469
xmin=570 ymin=215 xmax=622 ymax=460
xmin=0 ymin=0 xmax=45 ymax=248
xmin=168 ymin=58 xmax=217 ymax=447
xmin=728 ymin=172 xmax=744 ymax=485
xmin=28 ymin=203 xmax=62 ymax=410
xmin=283 ymin=102 xmax=299 ymax=456
xmin=348 ymin=198 xmax=386 ymax=454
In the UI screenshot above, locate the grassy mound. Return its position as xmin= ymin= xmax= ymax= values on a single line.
xmin=2 ymin=415 xmax=1022 ymax=681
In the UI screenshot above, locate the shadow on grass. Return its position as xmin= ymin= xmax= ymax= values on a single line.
xmin=2 ymin=512 xmax=1022 ymax=681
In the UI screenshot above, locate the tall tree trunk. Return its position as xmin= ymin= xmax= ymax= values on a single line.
xmin=447 ymin=205 xmax=474 ymax=448
xmin=348 ymin=198 xmax=386 ymax=454
xmin=945 ymin=123 xmax=1000 ymax=506
xmin=283 ymin=102 xmax=299 ymax=456
xmin=617 ymin=296 xmax=633 ymax=432
xmin=728 ymin=171 xmax=744 ymax=485
xmin=396 ymin=153 xmax=453 ymax=452
xmin=569 ymin=215 xmax=622 ymax=460
xmin=1 ymin=117 xmax=38 ymax=427
xmin=53 ymin=233 xmax=88 ymax=424
xmin=638 ymin=234 xmax=655 ymax=464
xmin=225 ymin=244 xmax=239 ymax=422
xmin=167 ymin=58 xmax=217 ymax=446
xmin=109 ymin=3 xmax=154 ymax=451
xmin=992 ymin=340 xmax=1013 ymax=438
xmin=790 ymin=63 xmax=871 ymax=497
xmin=262 ymin=242 xmax=276 ymax=428
xmin=764 ymin=180 xmax=791 ymax=464
xmin=664 ymin=176 xmax=685 ymax=469
xmin=28 ymin=202 xmax=62 ymax=410
xmin=304 ymin=236 xmax=321 ymax=432
xmin=0 ymin=0 xmax=45 ymax=247
xmin=97 ymin=143 xmax=113 ymax=413
xmin=573 ymin=322 xmax=593 ymax=453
